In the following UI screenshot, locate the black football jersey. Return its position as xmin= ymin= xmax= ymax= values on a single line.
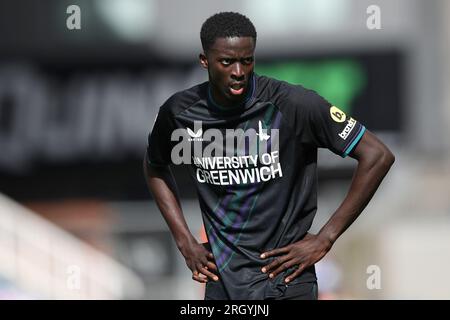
xmin=147 ymin=73 xmax=366 ymax=299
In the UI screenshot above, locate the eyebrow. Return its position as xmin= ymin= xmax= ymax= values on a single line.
xmin=217 ymin=55 xmax=254 ymax=60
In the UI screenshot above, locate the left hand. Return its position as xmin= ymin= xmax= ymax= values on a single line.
xmin=260 ymin=233 xmax=333 ymax=283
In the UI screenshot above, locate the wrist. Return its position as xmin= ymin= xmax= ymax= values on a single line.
xmin=317 ymin=229 xmax=337 ymax=249
xmin=176 ymin=233 xmax=197 ymax=255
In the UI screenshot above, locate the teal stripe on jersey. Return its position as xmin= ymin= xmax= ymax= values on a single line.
xmin=344 ymin=126 xmax=366 ymax=157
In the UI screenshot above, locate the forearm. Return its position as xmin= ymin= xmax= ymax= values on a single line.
xmin=143 ymin=155 xmax=196 ymax=250
xmin=318 ymin=146 xmax=395 ymax=245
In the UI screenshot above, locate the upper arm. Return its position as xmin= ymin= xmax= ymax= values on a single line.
xmin=348 ymin=130 xmax=395 ymax=165
xmin=281 ymin=86 xmax=366 ymax=157
xmin=147 ymin=105 xmax=177 ymax=167
xmin=143 ymin=150 xmax=171 ymax=178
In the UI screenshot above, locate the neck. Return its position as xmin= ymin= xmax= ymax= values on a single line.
xmin=208 ymin=74 xmax=254 ymax=110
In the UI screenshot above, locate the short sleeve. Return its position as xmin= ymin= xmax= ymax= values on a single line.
xmin=146 ymin=107 xmax=175 ymax=166
xmin=283 ymin=85 xmax=366 ymax=157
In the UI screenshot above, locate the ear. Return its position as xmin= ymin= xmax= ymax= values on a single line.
xmin=199 ymin=53 xmax=208 ymax=69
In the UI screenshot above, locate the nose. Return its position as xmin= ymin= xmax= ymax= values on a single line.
xmin=231 ymin=62 xmax=245 ymax=81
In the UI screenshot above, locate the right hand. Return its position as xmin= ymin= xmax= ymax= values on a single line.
xmin=180 ymin=239 xmax=219 ymax=283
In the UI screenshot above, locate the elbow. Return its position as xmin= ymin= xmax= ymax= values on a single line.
xmin=362 ymin=146 xmax=395 ymax=173
xmin=375 ymin=147 xmax=395 ymax=173
xmin=383 ymin=149 xmax=395 ymax=168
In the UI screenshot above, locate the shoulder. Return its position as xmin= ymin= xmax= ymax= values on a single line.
xmin=159 ymin=82 xmax=208 ymax=117
xmin=255 ymin=74 xmax=327 ymax=112
xmin=255 ymin=74 xmax=321 ymax=105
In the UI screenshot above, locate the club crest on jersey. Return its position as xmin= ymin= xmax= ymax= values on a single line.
xmin=257 ymin=121 xmax=270 ymax=141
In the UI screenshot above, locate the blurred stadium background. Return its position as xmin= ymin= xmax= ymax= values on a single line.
xmin=0 ymin=0 xmax=449 ymax=299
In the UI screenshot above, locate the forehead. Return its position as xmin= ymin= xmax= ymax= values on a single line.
xmin=208 ymin=37 xmax=255 ymax=56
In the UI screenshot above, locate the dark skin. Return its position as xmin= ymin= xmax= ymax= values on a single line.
xmin=143 ymin=156 xmax=219 ymax=283
xmin=144 ymin=36 xmax=395 ymax=284
xmin=144 ymin=37 xmax=256 ymax=283
xmin=199 ymin=37 xmax=255 ymax=107
xmin=260 ymin=130 xmax=395 ymax=283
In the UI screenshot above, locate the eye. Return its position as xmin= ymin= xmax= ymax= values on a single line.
xmin=242 ymin=57 xmax=254 ymax=65
xmin=220 ymin=59 xmax=232 ymax=66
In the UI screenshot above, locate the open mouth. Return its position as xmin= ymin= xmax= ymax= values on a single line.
xmin=229 ymin=83 xmax=245 ymax=96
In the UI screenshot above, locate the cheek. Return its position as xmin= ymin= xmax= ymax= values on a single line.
xmin=211 ymin=69 xmax=228 ymax=82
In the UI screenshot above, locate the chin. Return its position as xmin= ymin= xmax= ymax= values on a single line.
xmin=228 ymin=95 xmax=245 ymax=103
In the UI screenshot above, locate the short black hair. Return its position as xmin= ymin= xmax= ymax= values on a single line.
xmin=200 ymin=12 xmax=257 ymax=52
